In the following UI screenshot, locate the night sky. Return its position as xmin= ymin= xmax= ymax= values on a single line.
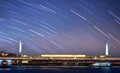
xmin=0 ymin=0 xmax=120 ymax=56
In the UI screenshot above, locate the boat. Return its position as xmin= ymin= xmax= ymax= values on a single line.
xmin=93 ymin=62 xmax=111 ymax=67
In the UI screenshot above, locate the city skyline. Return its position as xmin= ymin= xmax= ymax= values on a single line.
xmin=0 ymin=0 xmax=120 ymax=56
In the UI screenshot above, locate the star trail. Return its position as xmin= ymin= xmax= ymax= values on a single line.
xmin=0 ymin=0 xmax=120 ymax=56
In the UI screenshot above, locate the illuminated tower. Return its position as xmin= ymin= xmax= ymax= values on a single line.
xmin=18 ymin=40 xmax=22 ymax=66
xmin=105 ymin=41 xmax=109 ymax=56
xmin=19 ymin=40 xmax=22 ymax=56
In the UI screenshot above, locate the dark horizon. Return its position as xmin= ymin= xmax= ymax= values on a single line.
xmin=0 ymin=0 xmax=120 ymax=56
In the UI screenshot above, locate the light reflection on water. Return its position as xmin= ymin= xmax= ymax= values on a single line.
xmin=0 ymin=68 xmax=11 ymax=70
xmin=0 ymin=66 xmax=120 ymax=73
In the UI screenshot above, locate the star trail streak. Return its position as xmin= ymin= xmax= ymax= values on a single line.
xmin=70 ymin=9 xmax=88 ymax=21
xmin=0 ymin=0 xmax=120 ymax=56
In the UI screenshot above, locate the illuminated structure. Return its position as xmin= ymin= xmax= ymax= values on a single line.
xmin=19 ymin=40 xmax=22 ymax=56
xmin=105 ymin=41 xmax=109 ymax=56
xmin=41 ymin=54 xmax=86 ymax=58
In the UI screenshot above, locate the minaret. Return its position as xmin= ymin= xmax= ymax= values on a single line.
xmin=19 ymin=40 xmax=22 ymax=56
xmin=105 ymin=41 xmax=109 ymax=56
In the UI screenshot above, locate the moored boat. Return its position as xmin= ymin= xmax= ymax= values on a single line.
xmin=93 ymin=62 xmax=111 ymax=67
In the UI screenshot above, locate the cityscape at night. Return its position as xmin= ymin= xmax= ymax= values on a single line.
xmin=0 ymin=0 xmax=120 ymax=56
xmin=0 ymin=0 xmax=120 ymax=72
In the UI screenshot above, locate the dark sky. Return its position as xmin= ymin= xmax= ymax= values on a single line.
xmin=0 ymin=0 xmax=120 ymax=56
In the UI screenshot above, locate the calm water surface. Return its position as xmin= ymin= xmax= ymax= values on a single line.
xmin=0 ymin=66 xmax=120 ymax=73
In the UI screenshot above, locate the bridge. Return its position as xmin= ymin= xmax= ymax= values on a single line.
xmin=0 ymin=57 xmax=120 ymax=60
xmin=0 ymin=56 xmax=120 ymax=67
xmin=0 ymin=41 xmax=120 ymax=67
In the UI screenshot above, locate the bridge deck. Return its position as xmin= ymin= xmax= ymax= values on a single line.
xmin=0 ymin=57 xmax=120 ymax=60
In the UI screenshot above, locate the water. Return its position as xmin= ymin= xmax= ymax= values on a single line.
xmin=0 ymin=66 xmax=120 ymax=73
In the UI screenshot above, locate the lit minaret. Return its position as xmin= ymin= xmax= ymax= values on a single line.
xmin=19 ymin=40 xmax=22 ymax=56
xmin=105 ymin=41 xmax=109 ymax=56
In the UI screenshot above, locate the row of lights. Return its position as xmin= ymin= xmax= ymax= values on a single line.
xmin=1 ymin=53 xmax=8 ymax=57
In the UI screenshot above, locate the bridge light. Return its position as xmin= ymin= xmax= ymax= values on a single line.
xmin=1 ymin=53 xmax=8 ymax=57
xmin=94 ymin=57 xmax=97 ymax=60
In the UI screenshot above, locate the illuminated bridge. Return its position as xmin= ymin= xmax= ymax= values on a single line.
xmin=0 ymin=41 xmax=119 ymax=67
xmin=0 ymin=56 xmax=120 ymax=60
xmin=0 ymin=55 xmax=120 ymax=67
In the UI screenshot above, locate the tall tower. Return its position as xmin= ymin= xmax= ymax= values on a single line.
xmin=18 ymin=40 xmax=22 ymax=66
xmin=19 ymin=40 xmax=22 ymax=56
xmin=105 ymin=41 xmax=109 ymax=56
